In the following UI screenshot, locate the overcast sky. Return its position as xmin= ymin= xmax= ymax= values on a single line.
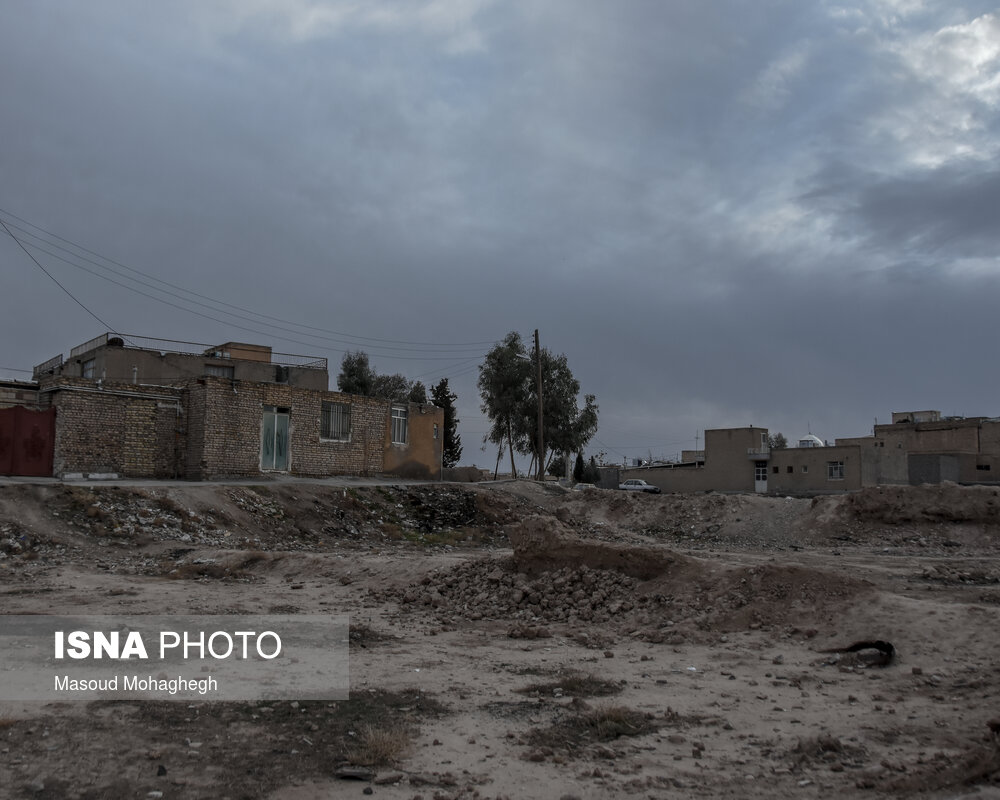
xmin=2 ymin=1 xmax=998 ymax=467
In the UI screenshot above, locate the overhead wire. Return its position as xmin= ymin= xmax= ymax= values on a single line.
xmin=11 ymin=232 xmax=488 ymax=359
xmin=0 ymin=217 xmax=118 ymax=333
xmin=0 ymin=207 xmax=496 ymax=350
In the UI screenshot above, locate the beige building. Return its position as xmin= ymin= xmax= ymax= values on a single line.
xmin=621 ymin=410 xmax=999 ymax=496
xmin=621 ymin=427 xmax=770 ymax=493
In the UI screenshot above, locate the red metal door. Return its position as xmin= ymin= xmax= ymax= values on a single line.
xmin=0 ymin=407 xmax=55 ymax=477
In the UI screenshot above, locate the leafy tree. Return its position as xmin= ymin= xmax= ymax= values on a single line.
xmin=337 ymin=351 xmax=375 ymax=396
xmin=371 ymin=373 xmax=411 ymax=403
xmin=477 ymin=332 xmax=532 ymax=477
xmin=478 ymin=331 xmax=599 ymax=480
xmin=524 ymin=349 xmax=599 ymax=474
xmin=431 ymin=378 xmax=462 ymax=468
xmin=336 ymin=352 xmax=423 ymax=404
xmin=573 ymin=452 xmax=585 ymax=483
xmin=768 ymin=432 xmax=788 ymax=449
xmin=547 ymin=453 xmax=568 ymax=479
xmin=408 ymin=380 xmax=428 ymax=405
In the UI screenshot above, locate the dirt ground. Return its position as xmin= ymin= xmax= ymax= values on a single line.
xmin=1 ymin=479 xmax=1000 ymax=799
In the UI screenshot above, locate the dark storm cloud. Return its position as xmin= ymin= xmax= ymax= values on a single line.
xmin=807 ymin=164 xmax=1000 ymax=259
xmin=2 ymin=1 xmax=998 ymax=465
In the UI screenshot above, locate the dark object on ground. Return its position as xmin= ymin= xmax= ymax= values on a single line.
xmin=821 ymin=640 xmax=895 ymax=667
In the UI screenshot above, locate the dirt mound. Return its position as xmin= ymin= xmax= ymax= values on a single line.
xmin=816 ymin=483 xmax=1000 ymax=526
xmin=508 ymin=515 xmax=696 ymax=579
xmin=387 ymin=514 xmax=874 ymax=634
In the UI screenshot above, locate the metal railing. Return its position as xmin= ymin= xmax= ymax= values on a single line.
xmin=67 ymin=333 xmax=328 ymax=370
xmin=32 ymin=354 xmax=64 ymax=379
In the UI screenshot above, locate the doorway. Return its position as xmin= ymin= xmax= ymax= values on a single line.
xmin=261 ymin=407 xmax=290 ymax=471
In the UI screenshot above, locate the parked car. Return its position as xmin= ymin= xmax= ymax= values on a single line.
xmin=619 ymin=478 xmax=662 ymax=494
xmin=572 ymin=482 xmax=597 ymax=492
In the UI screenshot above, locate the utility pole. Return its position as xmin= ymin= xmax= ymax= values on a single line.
xmin=535 ymin=329 xmax=544 ymax=481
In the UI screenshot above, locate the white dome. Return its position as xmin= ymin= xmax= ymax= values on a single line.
xmin=797 ymin=434 xmax=825 ymax=448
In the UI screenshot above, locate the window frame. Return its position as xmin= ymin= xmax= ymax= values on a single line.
xmin=320 ymin=400 xmax=351 ymax=442
xmin=391 ymin=404 xmax=408 ymax=445
xmin=205 ymin=363 xmax=235 ymax=379
xmin=827 ymin=460 xmax=845 ymax=481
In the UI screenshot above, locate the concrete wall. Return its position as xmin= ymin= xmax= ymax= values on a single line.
xmin=622 ymin=427 xmax=767 ymax=493
xmin=382 ymin=402 xmax=444 ymax=480
xmin=59 ymin=345 xmax=328 ymax=392
xmin=968 ymin=420 xmax=1000 ymax=482
xmin=768 ymin=445 xmax=863 ymax=494
xmin=908 ymin=454 xmax=961 ymax=485
xmin=0 ymin=381 xmax=44 ymax=410
xmin=876 ymin=419 xmax=981 ymax=454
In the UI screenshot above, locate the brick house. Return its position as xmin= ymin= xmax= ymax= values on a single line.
xmin=0 ymin=334 xmax=443 ymax=480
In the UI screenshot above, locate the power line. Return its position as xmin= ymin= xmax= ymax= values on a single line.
xmin=0 ymin=207 xmax=497 ymax=350
xmin=14 ymin=233 xmax=488 ymax=359
xmin=0 ymin=217 xmax=117 ymax=332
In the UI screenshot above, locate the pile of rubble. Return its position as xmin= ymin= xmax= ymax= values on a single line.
xmin=392 ymin=558 xmax=652 ymax=623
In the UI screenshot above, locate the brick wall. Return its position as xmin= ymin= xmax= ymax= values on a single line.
xmin=188 ymin=378 xmax=394 ymax=479
xmin=48 ymin=379 xmax=184 ymax=477
xmin=44 ymin=376 xmax=441 ymax=480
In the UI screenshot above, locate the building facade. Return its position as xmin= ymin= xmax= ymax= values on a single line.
xmin=1 ymin=334 xmax=443 ymax=480
xmin=621 ymin=410 xmax=999 ymax=495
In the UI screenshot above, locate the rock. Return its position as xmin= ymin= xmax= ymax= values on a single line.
xmin=335 ymin=766 xmax=375 ymax=780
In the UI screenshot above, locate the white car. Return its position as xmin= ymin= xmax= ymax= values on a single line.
xmin=618 ymin=479 xmax=662 ymax=494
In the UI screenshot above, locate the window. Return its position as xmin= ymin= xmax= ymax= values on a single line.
xmin=801 ymin=465 xmax=808 ymax=474
xmin=205 ymin=363 xmax=235 ymax=378
xmin=320 ymin=401 xmax=351 ymax=441
xmin=391 ymin=405 xmax=408 ymax=444
xmin=827 ymin=461 xmax=845 ymax=480
xmin=433 ymin=423 xmax=439 ymax=440
xmin=976 ymin=464 xmax=992 ymax=472
xmin=754 ymin=461 xmax=768 ymax=482
xmin=786 ymin=466 xmax=793 ymax=473
xmin=82 ymin=358 xmax=96 ymax=378
xmin=772 ymin=466 xmax=779 ymax=474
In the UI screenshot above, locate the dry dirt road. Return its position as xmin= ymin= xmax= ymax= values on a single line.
xmin=1 ymin=479 xmax=999 ymax=799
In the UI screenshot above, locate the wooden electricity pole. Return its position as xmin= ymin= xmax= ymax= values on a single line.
xmin=535 ymin=329 xmax=544 ymax=481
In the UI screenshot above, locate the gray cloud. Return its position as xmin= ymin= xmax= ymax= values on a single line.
xmin=2 ymin=1 xmax=998 ymax=467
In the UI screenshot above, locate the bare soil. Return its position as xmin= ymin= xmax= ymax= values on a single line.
xmin=1 ymin=480 xmax=1000 ymax=799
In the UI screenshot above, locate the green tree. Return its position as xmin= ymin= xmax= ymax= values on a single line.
xmin=478 ymin=331 xmax=599 ymax=479
xmin=337 ymin=352 xmax=423 ymax=404
xmin=524 ymin=349 xmax=599 ymax=474
xmin=477 ymin=332 xmax=533 ymax=477
xmin=337 ymin=351 xmax=375 ymax=395
xmin=768 ymin=432 xmax=788 ymax=449
xmin=408 ymin=380 xmax=428 ymax=405
xmin=573 ymin=452 xmax=585 ymax=483
xmin=431 ymin=378 xmax=462 ymax=468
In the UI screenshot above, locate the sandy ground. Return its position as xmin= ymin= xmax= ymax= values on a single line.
xmin=1 ymin=479 xmax=999 ymax=799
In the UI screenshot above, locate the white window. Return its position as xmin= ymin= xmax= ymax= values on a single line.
xmin=82 ymin=358 xmax=96 ymax=378
xmin=827 ymin=461 xmax=845 ymax=480
xmin=391 ymin=405 xmax=408 ymax=444
xmin=321 ymin=401 xmax=351 ymax=441
xmin=433 ymin=423 xmax=439 ymax=439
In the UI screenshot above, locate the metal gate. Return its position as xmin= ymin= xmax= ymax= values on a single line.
xmin=0 ymin=407 xmax=56 ymax=477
